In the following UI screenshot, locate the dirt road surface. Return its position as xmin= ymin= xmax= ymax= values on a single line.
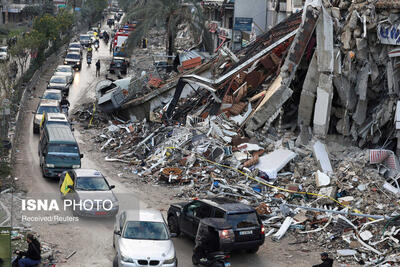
xmin=11 ymin=20 xmax=324 ymax=267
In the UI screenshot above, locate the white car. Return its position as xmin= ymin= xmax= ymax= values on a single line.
xmin=113 ymin=209 xmax=177 ymax=267
xmin=0 ymin=46 xmax=8 ymax=61
xmin=54 ymin=65 xmax=75 ymax=83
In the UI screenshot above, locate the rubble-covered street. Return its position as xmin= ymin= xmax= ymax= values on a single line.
xmin=73 ymin=0 xmax=400 ymax=266
xmin=4 ymin=0 xmax=400 ymax=266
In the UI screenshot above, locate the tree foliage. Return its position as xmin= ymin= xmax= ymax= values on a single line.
xmin=81 ymin=0 xmax=108 ymax=25
xmin=124 ymin=0 xmax=212 ymax=56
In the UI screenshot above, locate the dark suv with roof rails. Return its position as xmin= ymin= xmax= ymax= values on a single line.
xmin=167 ymin=197 xmax=265 ymax=253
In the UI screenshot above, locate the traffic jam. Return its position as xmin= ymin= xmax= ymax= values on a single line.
xmin=27 ymin=7 xmax=266 ymax=267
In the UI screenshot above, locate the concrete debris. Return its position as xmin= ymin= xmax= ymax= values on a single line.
xmin=312 ymin=141 xmax=333 ymax=174
xmin=72 ymin=0 xmax=400 ymax=264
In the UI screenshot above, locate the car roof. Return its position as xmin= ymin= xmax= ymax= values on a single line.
xmin=50 ymin=75 xmax=66 ymax=79
xmin=45 ymin=113 xmax=68 ymax=121
xmin=124 ymin=209 xmax=165 ymax=223
xmin=66 ymin=52 xmax=80 ymax=56
xmin=80 ymin=34 xmax=89 ymax=37
xmin=39 ymin=99 xmax=60 ymax=106
xmin=113 ymin=57 xmax=126 ymax=60
xmin=69 ymin=42 xmax=81 ymax=46
xmin=199 ymin=198 xmax=255 ymax=213
xmin=44 ymin=89 xmax=62 ymax=94
xmin=45 ymin=124 xmax=76 ymax=143
xmin=74 ymin=169 xmax=104 ymax=178
xmin=57 ymin=65 xmax=72 ymax=69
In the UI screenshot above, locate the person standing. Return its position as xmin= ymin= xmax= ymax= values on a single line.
xmin=95 ymin=60 xmax=101 ymax=77
xmin=312 ymin=252 xmax=333 ymax=267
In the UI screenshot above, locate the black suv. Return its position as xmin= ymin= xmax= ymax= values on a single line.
xmin=167 ymin=198 xmax=265 ymax=253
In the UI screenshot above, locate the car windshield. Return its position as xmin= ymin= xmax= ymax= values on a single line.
xmin=113 ymin=59 xmax=124 ymax=64
xmin=75 ymin=177 xmax=110 ymax=191
xmin=50 ymin=76 xmax=66 ymax=83
xmin=227 ymin=213 xmax=259 ymax=228
xmin=37 ymin=105 xmax=60 ymax=114
xmin=47 ymin=121 xmax=69 ymax=127
xmin=69 ymin=44 xmax=80 ymax=48
xmin=57 ymin=67 xmax=71 ymax=73
xmin=0 ymin=47 xmax=6 ymax=52
xmin=80 ymin=35 xmax=90 ymax=41
xmin=123 ymin=221 xmax=169 ymax=240
xmin=48 ymin=144 xmax=78 ymax=154
xmin=66 ymin=54 xmax=80 ymax=60
xmin=43 ymin=92 xmax=61 ymax=100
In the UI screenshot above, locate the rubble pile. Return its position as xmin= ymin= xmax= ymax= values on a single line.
xmin=85 ymin=0 xmax=400 ymax=264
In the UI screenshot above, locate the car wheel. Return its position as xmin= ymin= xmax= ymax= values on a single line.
xmin=113 ymin=254 xmax=118 ymax=267
xmin=246 ymin=246 xmax=259 ymax=253
xmin=192 ymin=254 xmax=199 ymax=266
xmin=168 ymin=215 xmax=180 ymax=236
xmin=41 ymin=165 xmax=47 ymax=178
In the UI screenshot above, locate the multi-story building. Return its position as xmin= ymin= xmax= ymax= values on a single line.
xmin=203 ymin=0 xmax=303 ymax=51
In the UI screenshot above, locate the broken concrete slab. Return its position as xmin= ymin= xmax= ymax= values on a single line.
xmin=313 ymin=74 xmax=333 ymax=137
xmin=245 ymin=76 xmax=293 ymax=135
xmin=272 ymin=217 xmax=293 ymax=241
xmin=313 ymin=140 xmax=333 ymax=174
xmin=333 ymin=76 xmax=357 ymax=111
xmin=316 ymin=7 xmax=334 ymax=72
xmin=254 ymin=148 xmax=297 ymax=178
xmin=315 ymin=170 xmax=330 ymax=187
xmin=353 ymin=99 xmax=368 ymax=125
xmin=337 ymin=249 xmax=357 ymax=256
xmin=356 ymin=63 xmax=370 ymax=101
xmin=298 ymin=53 xmax=318 ymax=126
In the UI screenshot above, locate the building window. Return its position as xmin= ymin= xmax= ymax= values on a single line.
xmin=229 ymin=17 xmax=233 ymax=29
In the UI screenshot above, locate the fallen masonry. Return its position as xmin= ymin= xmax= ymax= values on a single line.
xmin=70 ymin=0 xmax=400 ymax=264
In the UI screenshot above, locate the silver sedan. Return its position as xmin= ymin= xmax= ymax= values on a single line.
xmin=59 ymin=169 xmax=119 ymax=217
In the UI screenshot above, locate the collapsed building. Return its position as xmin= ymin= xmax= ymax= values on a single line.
xmin=85 ymin=0 xmax=400 ymax=264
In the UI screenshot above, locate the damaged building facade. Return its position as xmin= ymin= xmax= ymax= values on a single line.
xmin=86 ymin=0 xmax=400 ymax=265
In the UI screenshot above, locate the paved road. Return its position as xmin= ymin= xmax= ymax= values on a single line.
xmin=13 ymin=18 xmax=286 ymax=267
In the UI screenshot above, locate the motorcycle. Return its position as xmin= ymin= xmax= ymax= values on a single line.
xmin=192 ymin=218 xmax=232 ymax=267
xmin=87 ymin=55 xmax=92 ymax=66
xmin=94 ymin=42 xmax=99 ymax=51
xmin=61 ymin=105 xmax=69 ymax=117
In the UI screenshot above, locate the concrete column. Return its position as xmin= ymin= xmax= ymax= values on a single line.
xmin=313 ymin=73 xmax=333 ymax=137
xmin=298 ymin=52 xmax=318 ymax=126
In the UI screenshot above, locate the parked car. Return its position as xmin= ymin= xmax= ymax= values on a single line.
xmin=54 ymin=65 xmax=75 ymax=83
xmin=42 ymin=89 xmax=62 ymax=101
xmin=39 ymin=124 xmax=82 ymax=178
xmin=64 ymin=52 xmax=82 ymax=70
xmin=58 ymin=169 xmax=118 ymax=216
xmin=0 ymin=46 xmax=9 ymax=61
xmin=167 ymin=198 xmax=265 ymax=253
xmin=109 ymin=57 xmax=130 ymax=75
xmin=32 ymin=99 xmax=60 ymax=134
xmin=113 ymin=209 xmax=177 ymax=267
xmin=47 ymin=75 xmax=72 ymax=95
xmin=39 ymin=112 xmax=71 ymax=136
xmin=67 ymin=42 xmax=83 ymax=56
xmin=79 ymin=34 xmax=92 ymax=47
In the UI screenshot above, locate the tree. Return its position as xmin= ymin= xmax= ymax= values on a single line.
xmin=9 ymin=30 xmax=45 ymax=74
xmin=81 ymin=0 xmax=108 ymax=26
xmin=33 ymin=13 xmax=59 ymax=41
xmin=124 ymin=0 xmax=212 ymax=63
xmin=56 ymin=9 xmax=74 ymax=34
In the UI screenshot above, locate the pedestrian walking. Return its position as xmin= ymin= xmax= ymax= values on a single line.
xmin=95 ymin=60 xmax=101 ymax=77
xmin=312 ymin=252 xmax=333 ymax=267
